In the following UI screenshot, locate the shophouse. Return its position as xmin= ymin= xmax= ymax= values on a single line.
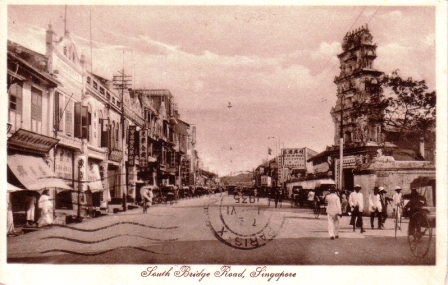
xmin=7 ymin=38 xmax=72 ymax=224
xmin=148 ymin=89 xmax=179 ymax=186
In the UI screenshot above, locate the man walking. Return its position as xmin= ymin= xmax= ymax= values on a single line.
xmin=392 ymin=186 xmax=403 ymax=230
xmin=369 ymin=187 xmax=382 ymax=229
xmin=140 ymin=181 xmax=154 ymax=214
xmin=325 ymin=186 xmax=342 ymax=240
xmin=349 ymin=184 xmax=365 ymax=233
xmin=379 ymin=187 xmax=391 ymax=228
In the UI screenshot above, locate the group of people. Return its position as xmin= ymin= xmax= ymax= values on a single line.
xmin=324 ymin=184 xmax=424 ymax=240
xmin=7 ymin=189 xmax=55 ymax=236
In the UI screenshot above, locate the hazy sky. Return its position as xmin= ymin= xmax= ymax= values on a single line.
xmin=7 ymin=5 xmax=436 ymax=176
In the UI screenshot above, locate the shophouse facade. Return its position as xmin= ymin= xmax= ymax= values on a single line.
xmin=7 ymin=24 xmax=201 ymax=218
xmin=7 ymin=37 xmax=73 ymax=223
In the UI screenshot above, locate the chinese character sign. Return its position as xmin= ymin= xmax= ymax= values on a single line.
xmin=281 ymin=148 xmax=305 ymax=169
xmin=139 ymin=128 xmax=148 ymax=168
xmin=128 ymin=126 xmax=136 ymax=166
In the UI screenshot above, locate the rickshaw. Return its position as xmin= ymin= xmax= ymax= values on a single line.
xmin=312 ymin=189 xmax=330 ymax=218
xmin=160 ymin=186 xmax=175 ymax=205
xmin=179 ymin=186 xmax=189 ymax=199
xmin=407 ymin=206 xmax=435 ymax=258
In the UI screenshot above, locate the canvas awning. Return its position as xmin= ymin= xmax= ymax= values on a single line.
xmin=8 ymin=154 xmax=72 ymax=191
xmin=84 ymin=163 xmax=105 ymax=193
xmin=7 ymin=183 xmax=24 ymax=192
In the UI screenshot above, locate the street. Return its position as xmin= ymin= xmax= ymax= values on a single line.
xmin=7 ymin=193 xmax=435 ymax=265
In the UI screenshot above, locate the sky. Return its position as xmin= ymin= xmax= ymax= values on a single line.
xmin=6 ymin=4 xmax=438 ymax=176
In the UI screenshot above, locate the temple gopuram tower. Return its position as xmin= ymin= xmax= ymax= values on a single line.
xmin=330 ymin=24 xmax=384 ymax=146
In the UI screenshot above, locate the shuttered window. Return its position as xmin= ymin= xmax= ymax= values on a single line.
xmin=31 ymin=87 xmax=42 ymax=133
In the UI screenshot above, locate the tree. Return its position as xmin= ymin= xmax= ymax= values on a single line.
xmin=350 ymin=70 xmax=436 ymax=156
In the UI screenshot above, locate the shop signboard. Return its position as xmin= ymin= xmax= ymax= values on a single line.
xmin=128 ymin=126 xmax=137 ymax=166
xmin=261 ymin=175 xmax=272 ymax=187
xmin=139 ymin=128 xmax=148 ymax=168
xmin=8 ymin=129 xmax=59 ymax=154
xmin=281 ymin=148 xmax=306 ymax=169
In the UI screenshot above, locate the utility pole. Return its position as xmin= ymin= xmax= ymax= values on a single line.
xmin=339 ymin=94 xmax=344 ymax=191
xmin=113 ymin=68 xmax=132 ymax=211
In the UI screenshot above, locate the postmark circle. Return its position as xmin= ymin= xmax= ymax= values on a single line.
xmin=206 ymin=193 xmax=285 ymax=250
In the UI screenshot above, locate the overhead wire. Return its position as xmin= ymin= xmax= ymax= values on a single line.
xmin=313 ymin=6 xmax=382 ymax=99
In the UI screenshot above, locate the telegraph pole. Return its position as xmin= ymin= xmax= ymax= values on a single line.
xmin=113 ymin=68 xmax=131 ymax=211
xmin=339 ymin=94 xmax=344 ymax=191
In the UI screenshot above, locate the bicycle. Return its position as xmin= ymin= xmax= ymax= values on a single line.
xmin=313 ymin=200 xmax=321 ymax=218
xmin=142 ymin=200 xmax=150 ymax=213
xmin=394 ymin=204 xmax=402 ymax=238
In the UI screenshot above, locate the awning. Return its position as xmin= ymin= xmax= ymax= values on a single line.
xmin=8 ymin=129 xmax=59 ymax=155
xmin=84 ymin=163 xmax=105 ymax=193
xmin=8 ymin=154 xmax=72 ymax=191
xmin=7 ymin=183 xmax=24 ymax=192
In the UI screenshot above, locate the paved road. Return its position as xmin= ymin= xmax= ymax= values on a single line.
xmin=7 ymin=193 xmax=436 ymax=265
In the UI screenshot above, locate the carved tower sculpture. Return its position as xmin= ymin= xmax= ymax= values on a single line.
xmin=331 ymin=24 xmax=384 ymax=147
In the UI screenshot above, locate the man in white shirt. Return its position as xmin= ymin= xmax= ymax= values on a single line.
xmin=369 ymin=187 xmax=382 ymax=229
xmin=349 ymin=184 xmax=365 ymax=233
xmin=140 ymin=181 xmax=154 ymax=214
xmin=392 ymin=186 xmax=403 ymax=229
xmin=325 ymin=186 xmax=342 ymax=240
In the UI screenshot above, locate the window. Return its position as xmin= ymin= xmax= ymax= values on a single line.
xmin=106 ymin=92 xmax=110 ymax=100
xmin=93 ymin=81 xmax=98 ymax=90
xmin=8 ymin=82 xmax=23 ymax=132
xmin=74 ymin=102 xmax=88 ymax=139
xmin=31 ymin=87 xmax=42 ymax=133
xmin=87 ymin=77 xmax=91 ymax=84
xmin=112 ymin=97 xmax=115 ymax=104
xmin=87 ymin=106 xmax=92 ymax=142
xmin=100 ymin=87 xmax=105 ymax=95
xmin=116 ymin=124 xmax=119 ymax=150
xmin=54 ymin=92 xmax=64 ymax=132
xmin=65 ymin=100 xmax=73 ymax=136
xmin=111 ymin=121 xmax=115 ymax=149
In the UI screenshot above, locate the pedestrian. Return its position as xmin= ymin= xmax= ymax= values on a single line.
xmin=37 ymin=190 xmax=53 ymax=227
xmin=325 ymin=186 xmax=342 ymax=239
xmin=341 ymin=193 xmax=348 ymax=215
xmin=25 ymin=192 xmax=37 ymax=226
xmin=404 ymin=188 xmax=426 ymax=234
xmin=369 ymin=187 xmax=382 ymax=229
xmin=349 ymin=184 xmax=365 ymax=233
xmin=274 ymin=187 xmax=282 ymax=208
xmin=140 ymin=181 xmax=153 ymax=214
xmin=392 ymin=186 xmax=403 ymax=230
xmin=7 ymin=192 xmax=17 ymax=236
xmin=379 ymin=187 xmax=391 ymax=228
xmin=403 ymin=188 xmax=425 ymax=218
xmin=307 ymin=189 xmax=315 ymax=207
